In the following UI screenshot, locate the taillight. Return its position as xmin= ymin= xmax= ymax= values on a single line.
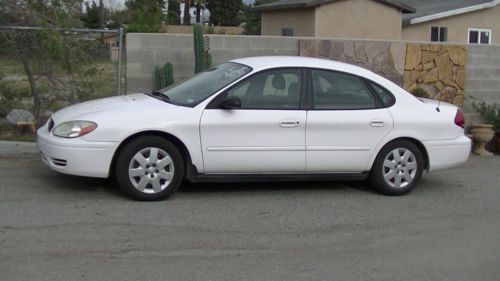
xmin=454 ymin=108 xmax=465 ymax=128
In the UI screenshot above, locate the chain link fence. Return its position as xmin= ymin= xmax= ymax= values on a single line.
xmin=0 ymin=26 xmax=124 ymax=141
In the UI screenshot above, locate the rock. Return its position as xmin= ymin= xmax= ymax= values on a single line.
xmin=434 ymin=81 xmax=446 ymax=91
xmin=455 ymin=69 xmax=466 ymax=90
xmin=331 ymin=41 xmax=345 ymax=60
xmin=422 ymin=50 xmax=435 ymax=63
xmin=435 ymin=53 xmax=452 ymax=79
xmin=421 ymin=44 xmax=430 ymax=51
xmin=424 ymin=68 xmax=438 ymax=83
xmin=405 ymin=44 xmax=421 ymax=70
xmin=442 ymin=75 xmax=457 ymax=87
xmin=415 ymin=64 xmax=423 ymax=71
xmin=423 ymin=61 xmax=435 ymax=70
xmin=365 ymin=42 xmax=388 ymax=61
xmin=6 ymin=109 xmax=34 ymax=125
xmin=430 ymin=44 xmax=441 ymax=53
xmin=354 ymin=42 xmax=368 ymax=63
xmin=318 ymin=40 xmax=332 ymax=57
xmin=438 ymin=86 xmax=457 ymax=103
xmin=407 ymin=83 xmax=417 ymax=93
xmin=418 ymin=70 xmax=427 ymax=83
xmin=454 ymin=91 xmax=464 ymax=106
xmin=403 ymin=71 xmax=412 ymax=89
xmin=447 ymin=46 xmax=467 ymax=66
xmin=390 ymin=43 xmax=406 ymax=74
xmin=344 ymin=41 xmax=355 ymax=58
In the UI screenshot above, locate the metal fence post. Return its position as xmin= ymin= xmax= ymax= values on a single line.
xmin=117 ymin=27 xmax=124 ymax=95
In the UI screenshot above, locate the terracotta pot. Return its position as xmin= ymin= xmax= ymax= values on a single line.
xmin=470 ymin=124 xmax=494 ymax=156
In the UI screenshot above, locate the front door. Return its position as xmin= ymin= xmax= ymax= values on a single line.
xmin=200 ymin=68 xmax=306 ymax=173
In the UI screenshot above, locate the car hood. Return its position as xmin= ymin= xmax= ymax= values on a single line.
xmin=49 ymin=93 xmax=201 ymax=143
xmin=51 ymin=93 xmax=163 ymax=122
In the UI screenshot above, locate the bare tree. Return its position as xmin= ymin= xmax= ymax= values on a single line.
xmin=0 ymin=0 xmax=102 ymax=122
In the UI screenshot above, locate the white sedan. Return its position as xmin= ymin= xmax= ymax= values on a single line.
xmin=37 ymin=56 xmax=471 ymax=200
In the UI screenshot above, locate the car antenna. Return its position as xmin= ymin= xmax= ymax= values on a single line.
xmin=435 ymin=91 xmax=442 ymax=112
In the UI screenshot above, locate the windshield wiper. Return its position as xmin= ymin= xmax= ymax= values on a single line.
xmin=149 ymin=91 xmax=170 ymax=102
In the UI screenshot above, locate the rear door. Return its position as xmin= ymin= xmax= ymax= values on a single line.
xmin=305 ymin=69 xmax=394 ymax=172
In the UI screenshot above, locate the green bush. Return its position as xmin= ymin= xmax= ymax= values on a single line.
xmin=127 ymin=23 xmax=161 ymax=33
xmin=473 ymin=101 xmax=500 ymax=129
xmin=0 ymin=79 xmax=29 ymax=117
xmin=411 ymin=87 xmax=430 ymax=98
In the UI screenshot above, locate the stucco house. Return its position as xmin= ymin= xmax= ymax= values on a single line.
xmin=254 ymin=0 xmax=500 ymax=44
xmin=400 ymin=0 xmax=500 ymax=45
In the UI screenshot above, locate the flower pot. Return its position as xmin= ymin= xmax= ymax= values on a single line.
xmin=470 ymin=124 xmax=494 ymax=156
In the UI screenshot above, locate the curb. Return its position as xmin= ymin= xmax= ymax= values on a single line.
xmin=0 ymin=141 xmax=38 ymax=155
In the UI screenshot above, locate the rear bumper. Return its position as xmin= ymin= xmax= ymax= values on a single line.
xmin=37 ymin=125 xmax=119 ymax=178
xmin=423 ymin=135 xmax=471 ymax=172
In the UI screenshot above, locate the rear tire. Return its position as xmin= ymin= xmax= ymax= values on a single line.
xmin=369 ymin=140 xmax=424 ymax=196
xmin=115 ymin=136 xmax=184 ymax=201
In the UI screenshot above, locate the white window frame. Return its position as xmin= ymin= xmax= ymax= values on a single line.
xmin=468 ymin=28 xmax=492 ymax=44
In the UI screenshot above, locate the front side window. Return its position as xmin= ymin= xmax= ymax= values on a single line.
xmin=311 ymin=69 xmax=376 ymax=110
xmin=468 ymin=28 xmax=491 ymax=44
xmin=158 ymin=62 xmax=251 ymax=107
xmin=226 ymin=69 xmax=301 ymax=109
xmin=431 ymin=26 xmax=447 ymax=42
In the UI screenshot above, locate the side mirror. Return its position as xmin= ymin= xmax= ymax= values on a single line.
xmin=221 ymin=96 xmax=241 ymax=109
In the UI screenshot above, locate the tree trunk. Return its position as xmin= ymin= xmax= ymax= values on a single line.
xmin=20 ymin=55 xmax=41 ymax=122
xmin=183 ymin=0 xmax=191 ymax=25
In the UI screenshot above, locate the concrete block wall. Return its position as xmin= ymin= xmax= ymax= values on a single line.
xmin=464 ymin=45 xmax=500 ymax=125
xmin=126 ymin=34 xmax=299 ymax=93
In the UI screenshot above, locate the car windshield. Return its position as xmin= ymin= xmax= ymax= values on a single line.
xmin=157 ymin=62 xmax=251 ymax=107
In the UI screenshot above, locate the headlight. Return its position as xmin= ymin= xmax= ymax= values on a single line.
xmin=53 ymin=121 xmax=97 ymax=138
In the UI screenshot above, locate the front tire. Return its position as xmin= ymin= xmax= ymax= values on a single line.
xmin=115 ymin=136 xmax=184 ymax=201
xmin=369 ymin=140 xmax=424 ymax=196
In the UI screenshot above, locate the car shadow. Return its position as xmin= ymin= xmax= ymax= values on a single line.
xmin=180 ymin=180 xmax=378 ymax=195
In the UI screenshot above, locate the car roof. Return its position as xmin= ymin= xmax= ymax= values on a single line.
xmin=231 ymin=56 xmax=375 ymax=77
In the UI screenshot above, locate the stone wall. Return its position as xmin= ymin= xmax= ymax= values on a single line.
xmin=299 ymin=40 xmax=468 ymax=107
xmin=403 ymin=44 xmax=467 ymax=106
xmin=300 ymin=39 xmax=406 ymax=85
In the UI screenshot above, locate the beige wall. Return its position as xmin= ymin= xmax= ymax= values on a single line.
xmin=402 ymin=5 xmax=500 ymax=44
xmin=314 ymin=0 xmax=402 ymax=40
xmin=261 ymin=9 xmax=316 ymax=37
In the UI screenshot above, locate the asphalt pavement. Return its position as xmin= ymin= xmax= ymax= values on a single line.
xmin=0 ymin=142 xmax=499 ymax=281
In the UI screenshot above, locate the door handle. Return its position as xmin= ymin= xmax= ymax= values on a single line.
xmin=370 ymin=120 xmax=385 ymax=127
xmin=280 ymin=121 xmax=300 ymax=128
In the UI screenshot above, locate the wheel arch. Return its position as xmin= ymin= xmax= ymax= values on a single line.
xmin=109 ymin=130 xmax=194 ymax=179
xmin=371 ymin=137 xmax=430 ymax=171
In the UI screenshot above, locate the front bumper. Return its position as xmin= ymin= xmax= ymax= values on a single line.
xmin=37 ymin=125 xmax=119 ymax=178
xmin=423 ymin=135 xmax=471 ymax=172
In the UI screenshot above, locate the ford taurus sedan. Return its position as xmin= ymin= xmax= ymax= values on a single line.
xmin=37 ymin=56 xmax=471 ymax=201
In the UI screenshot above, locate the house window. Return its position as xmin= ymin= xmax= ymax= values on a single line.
xmin=281 ymin=27 xmax=294 ymax=37
xmin=431 ymin=26 xmax=447 ymax=42
xmin=468 ymin=28 xmax=491 ymax=44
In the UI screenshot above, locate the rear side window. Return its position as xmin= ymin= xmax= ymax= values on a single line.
xmin=310 ymin=69 xmax=376 ymax=110
xmin=368 ymin=81 xmax=396 ymax=107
